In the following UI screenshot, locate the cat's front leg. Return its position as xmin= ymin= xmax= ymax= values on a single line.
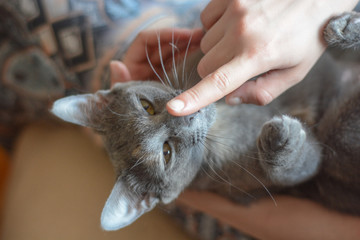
xmin=257 ymin=115 xmax=321 ymax=186
xmin=324 ymin=11 xmax=360 ymax=48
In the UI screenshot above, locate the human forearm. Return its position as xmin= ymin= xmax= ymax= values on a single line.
xmin=177 ymin=191 xmax=360 ymax=240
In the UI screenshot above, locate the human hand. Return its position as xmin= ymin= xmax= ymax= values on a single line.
xmin=177 ymin=191 xmax=360 ymax=240
xmin=110 ymin=28 xmax=203 ymax=84
xmin=166 ymin=0 xmax=358 ymax=116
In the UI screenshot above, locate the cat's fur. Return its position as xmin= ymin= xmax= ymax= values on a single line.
xmin=51 ymin=12 xmax=360 ymax=230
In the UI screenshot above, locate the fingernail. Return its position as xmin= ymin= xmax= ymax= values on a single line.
xmin=227 ymin=97 xmax=242 ymax=105
xmin=168 ymin=99 xmax=185 ymax=112
xmin=261 ymin=90 xmax=273 ymax=105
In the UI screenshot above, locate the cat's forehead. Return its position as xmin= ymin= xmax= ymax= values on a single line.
xmin=113 ymin=81 xmax=174 ymax=99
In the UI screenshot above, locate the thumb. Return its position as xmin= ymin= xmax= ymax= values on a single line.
xmin=110 ymin=61 xmax=132 ymax=86
xmin=166 ymin=58 xmax=257 ymax=116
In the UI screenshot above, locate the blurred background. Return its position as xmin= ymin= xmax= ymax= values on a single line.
xmin=0 ymin=0 xmax=205 ymax=239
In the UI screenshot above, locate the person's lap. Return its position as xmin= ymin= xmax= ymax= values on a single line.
xmin=1 ymin=121 xmax=192 ymax=240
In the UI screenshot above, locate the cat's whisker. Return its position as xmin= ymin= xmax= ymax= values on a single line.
xmin=215 ymin=164 xmax=234 ymax=193
xmin=184 ymin=64 xmax=198 ymax=89
xmin=130 ymin=154 xmax=147 ymax=170
xmin=156 ymin=32 xmax=174 ymax=90
xmin=199 ymin=165 xmax=233 ymax=194
xmin=208 ymin=160 xmax=255 ymax=200
xmin=106 ymin=106 xmax=128 ymax=117
xmin=181 ymin=31 xmax=193 ymax=90
xmin=199 ymin=140 xmax=256 ymax=199
xmin=205 ymin=135 xmax=233 ymax=148
xmin=226 ymin=158 xmax=277 ymax=207
xmin=199 ymin=140 xmax=225 ymax=168
xmin=207 ymin=129 xmax=241 ymax=141
xmin=105 ymin=106 xmax=136 ymax=123
xmin=204 ymin=133 xmax=276 ymax=205
xmin=169 ymin=42 xmax=178 ymax=50
xmin=170 ymin=28 xmax=180 ymax=89
xmin=205 ymin=135 xmax=261 ymax=170
xmin=145 ymin=40 xmax=166 ymax=87
xmin=175 ymin=40 xmax=185 ymax=90
xmin=155 ymin=204 xmax=172 ymax=214
xmin=205 ymin=134 xmax=243 ymax=161
xmin=310 ymin=142 xmax=337 ymax=156
xmin=241 ymin=153 xmax=266 ymax=165
xmin=200 ymin=165 xmax=223 ymax=184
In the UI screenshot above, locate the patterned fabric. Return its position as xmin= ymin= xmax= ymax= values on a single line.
xmin=165 ymin=202 xmax=257 ymax=240
xmin=0 ymin=0 xmax=205 ymax=150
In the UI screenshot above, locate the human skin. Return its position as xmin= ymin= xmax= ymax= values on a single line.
xmin=166 ymin=0 xmax=359 ymax=116
xmin=110 ymin=28 xmax=203 ymax=85
xmin=177 ymin=191 xmax=360 ymax=240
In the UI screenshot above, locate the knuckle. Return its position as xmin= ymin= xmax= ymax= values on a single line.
xmin=293 ymin=72 xmax=305 ymax=84
xmin=233 ymin=19 xmax=246 ymax=36
xmin=244 ymin=41 xmax=272 ymax=66
xmin=197 ymin=60 xmax=207 ymax=78
xmin=211 ymin=70 xmax=231 ymax=94
xmin=200 ymin=11 xmax=208 ymax=28
xmin=231 ymin=15 xmax=252 ymax=41
xmin=231 ymin=0 xmax=244 ymax=12
xmin=185 ymin=88 xmax=201 ymax=105
xmin=230 ymin=8 xmax=262 ymax=39
xmin=255 ymin=88 xmax=273 ymax=106
xmin=199 ymin=39 xmax=208 ymax=53
xmin=290 ymin=76 xmax=301 ymax=85
xmin=287 ymin=70 xmax=305 ymax=86
xmin=253 ymin=46 xmax=273 ymax=67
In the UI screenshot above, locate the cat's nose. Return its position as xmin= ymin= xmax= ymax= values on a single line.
xmin=183 ymin=111 xmax=199 ymax=126
xmin=168 ymin=110 xmax=201 ymax=128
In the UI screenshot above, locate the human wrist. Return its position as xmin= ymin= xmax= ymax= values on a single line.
xmin=316 ymin=0 xmax=358 ymax=18
xmin=309 ymin=0 xmax=358 ymax=46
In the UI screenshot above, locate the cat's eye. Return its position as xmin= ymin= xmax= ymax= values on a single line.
xmin=163 ymin=142 xmax=172 ymax=164
xmin=140 ymin=99 xmax=155 ymax=115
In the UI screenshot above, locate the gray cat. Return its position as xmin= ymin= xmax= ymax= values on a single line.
xmin=51 ymin=12 xmax=360 ymax=231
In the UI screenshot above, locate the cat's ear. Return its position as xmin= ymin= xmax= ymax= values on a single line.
xmin=101 ymin=179 xmax=159 ymax=231
xmin=51 ymin=90 xmax=110 ymax=127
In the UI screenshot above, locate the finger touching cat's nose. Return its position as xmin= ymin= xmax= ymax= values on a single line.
xmin=167 ymin=57 xmax=255 ymax=116
xmin=183 ymin=112 xmax=198 ymax=126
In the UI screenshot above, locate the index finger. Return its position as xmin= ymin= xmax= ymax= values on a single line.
xmin=166 ymin=57 xmax=261 ymax=116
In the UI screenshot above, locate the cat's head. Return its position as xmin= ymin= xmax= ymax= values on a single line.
xmin=51 ymin=80 xmax=216 ymax=230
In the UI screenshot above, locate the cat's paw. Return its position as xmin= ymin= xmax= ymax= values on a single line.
xmin=257 ymin=115 xmax=306 ymax=168
xmin=324 ymin=12 xmax=360 ymax=48
xmin=257 ymin=116 xmax=322 ymax=185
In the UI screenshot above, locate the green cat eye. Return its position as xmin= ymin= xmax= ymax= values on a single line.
xmin=140 ymin=99 xmax=155 ymax=115
xmin=163 ymin=142 xmax=172 ymax=164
